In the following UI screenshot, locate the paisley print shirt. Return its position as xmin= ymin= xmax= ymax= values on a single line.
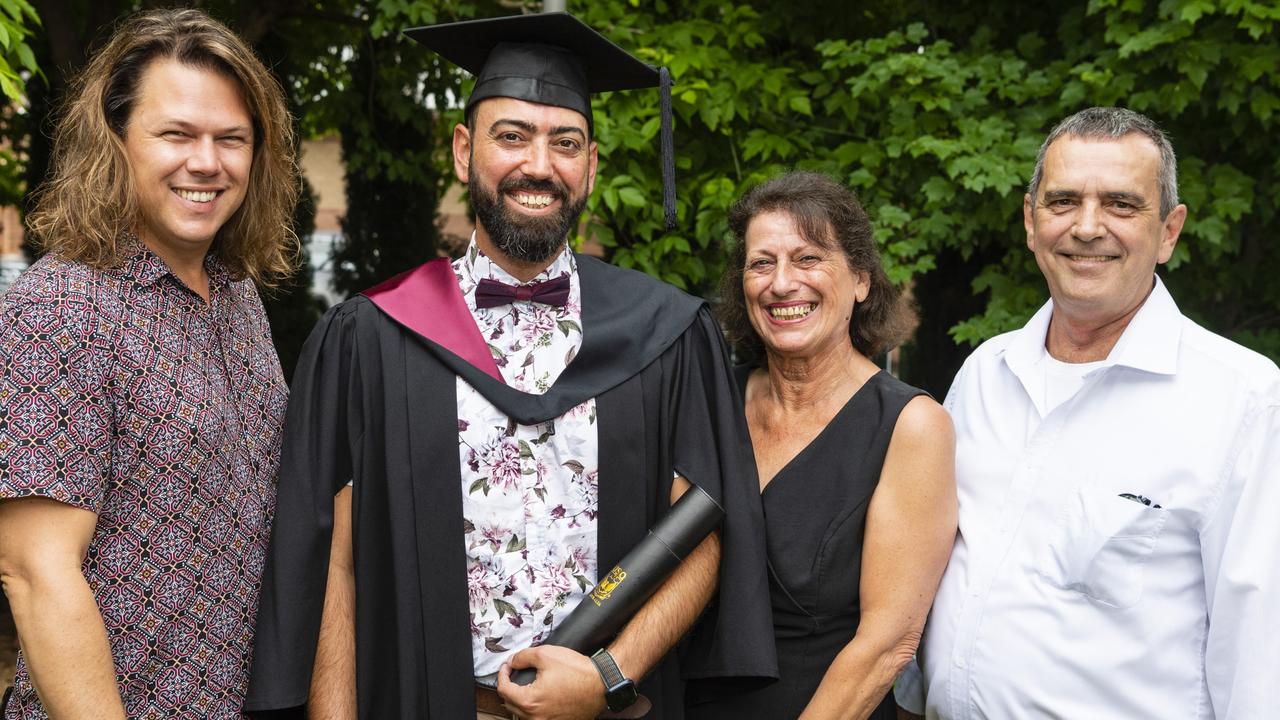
xmin=0 ymin=239 xmax=286 ymax=719
xmin=453 ymin=240 xmax=599 ymax=676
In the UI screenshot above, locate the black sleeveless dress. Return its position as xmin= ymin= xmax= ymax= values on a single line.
xmin=688 ymin=369 xmax=924 ymax=719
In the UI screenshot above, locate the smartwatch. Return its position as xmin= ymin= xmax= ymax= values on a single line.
xmin=590 ymin=648 xmax=638 ymax=712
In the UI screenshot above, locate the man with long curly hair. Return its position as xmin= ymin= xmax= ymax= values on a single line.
xmin=0 ymin=9 xmax=298 ymax=718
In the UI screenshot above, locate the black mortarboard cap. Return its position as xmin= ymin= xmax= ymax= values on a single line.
xmin=405 ymin=13 xmax=677 ymax=229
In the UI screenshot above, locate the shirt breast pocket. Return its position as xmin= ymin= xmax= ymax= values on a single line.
xmin=1037 ymin=485 xmax=1169 ymax=609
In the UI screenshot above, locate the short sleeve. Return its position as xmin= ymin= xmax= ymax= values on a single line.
xmin=0 ymin=293 xmax=112 ymax=511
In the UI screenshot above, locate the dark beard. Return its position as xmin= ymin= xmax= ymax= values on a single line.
xmin=470 ymin=175 xmax=588 ymax=264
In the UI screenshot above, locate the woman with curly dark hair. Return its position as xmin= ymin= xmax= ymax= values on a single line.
xmin=689 ymin=172 xmax=956 ymax=720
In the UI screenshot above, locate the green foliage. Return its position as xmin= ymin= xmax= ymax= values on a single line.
xmin=565 ymin=2 xmax=1048 ymax=336
xmin=575 ymin=3 xmax=822 ymax=290
xmin=0 ymin=0 xmax=38 ymax=207
xmin=563 ymin=5 xmax=1029 ymax=316
xmin=0 ymin=0 xmax=39 ymax=101
xmin=290 ymin=0 xmax=500 ymax=297
xmin=9 ymin=0 xmax=1280 ymax=384
xmin=568 ymin=0 xmax=1280 ymax=367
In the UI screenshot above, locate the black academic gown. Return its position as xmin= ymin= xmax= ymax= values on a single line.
xmin=244 ymin=254 xmax=777 ymax=718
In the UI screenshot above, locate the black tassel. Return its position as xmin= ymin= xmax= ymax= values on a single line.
xmin=660 ymin=66 xmax=676 ymax=230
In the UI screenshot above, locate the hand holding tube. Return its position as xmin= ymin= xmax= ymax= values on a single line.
xmin=508 ymin=484 xmax=724 ymax=686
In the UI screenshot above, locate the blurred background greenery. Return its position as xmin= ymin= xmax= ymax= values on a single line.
xmin=1 ymin=0 xmax=1277 ymax=398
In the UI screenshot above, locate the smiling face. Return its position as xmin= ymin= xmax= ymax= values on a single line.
xmin=742 ymin=210 xmax=869 ymax=362
xmin=1025 ymin=133 xmax=1186 ymax=332
xmin=123 ymin=58 xmax=253 ymax=265
xmin=453 ymin=97 xmax=598 ymax=271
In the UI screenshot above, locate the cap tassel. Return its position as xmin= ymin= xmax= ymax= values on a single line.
xmin=660 ymin=66 xmax=677 ymax=230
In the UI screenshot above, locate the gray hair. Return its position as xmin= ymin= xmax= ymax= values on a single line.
xmin=1027 ymin=107 xmax=1179 ymax=218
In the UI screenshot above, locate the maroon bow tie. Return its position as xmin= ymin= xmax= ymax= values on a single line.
xmin=474 ymin=275 xmax=571 ymax=309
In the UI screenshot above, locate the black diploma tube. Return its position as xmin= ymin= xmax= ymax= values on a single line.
xmin=509 ymin=484 xmax=724 ymax=686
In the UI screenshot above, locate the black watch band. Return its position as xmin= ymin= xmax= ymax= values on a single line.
xmin=590 ymin=649 xmax=638 ymax=712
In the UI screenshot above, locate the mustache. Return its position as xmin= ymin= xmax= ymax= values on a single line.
xmin=498 ymin=176 xmax=567 ymax=199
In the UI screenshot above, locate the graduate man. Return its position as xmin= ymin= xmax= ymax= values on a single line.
xmin=245 ymin=13 xmax=776 ymax=720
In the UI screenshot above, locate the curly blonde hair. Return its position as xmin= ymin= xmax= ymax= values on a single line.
xmin=26 ymin=8 xmax=299 ymax=287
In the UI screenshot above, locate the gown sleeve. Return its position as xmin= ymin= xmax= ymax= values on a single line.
xmin=244 ymin=302 xmax=362 ymax=713
xmin=671 ymin=306 xmax=779 ymax=692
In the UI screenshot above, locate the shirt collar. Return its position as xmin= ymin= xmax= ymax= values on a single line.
xmin=204 ymin=252 xmax=233 ymax=291
xmin=1005 ymin=275 xmax=1182 ymax=385
xmin=1103 ymin=275 xmax=1181 ymax=375
xmin=119 ymin=234 xmax=170 ymax=287
xmin=118 ymin=233 xmax=232 ymax=294
xmin=459 ymin=233 xmax=575 ymax=287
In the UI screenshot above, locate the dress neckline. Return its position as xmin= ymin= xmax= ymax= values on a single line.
xmin=752 ymin=369 xmax=887 ymax=495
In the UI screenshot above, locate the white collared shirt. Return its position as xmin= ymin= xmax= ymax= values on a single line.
xmin=452 ymin=240 xmax=599 ymax=676
xmin=896 ymin=277 xmax=1280 ymax=719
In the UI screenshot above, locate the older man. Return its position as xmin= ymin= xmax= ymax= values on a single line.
xmin=0 ymin=9 xmax=297 ymax=719
xmin=245 ymin=12 xmax=774 ymax=720
xmin=896 ymin=107 xmax=1280 ymax=718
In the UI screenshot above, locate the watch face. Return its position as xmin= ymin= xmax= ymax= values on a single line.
xmin=606 ymin=679 xmax=638 ymax=712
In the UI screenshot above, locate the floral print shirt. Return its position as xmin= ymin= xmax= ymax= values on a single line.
xmin=0 ymin=239 xmax=286 ymax=719
xmin=453 ymin=240 xmax=599 ymax=676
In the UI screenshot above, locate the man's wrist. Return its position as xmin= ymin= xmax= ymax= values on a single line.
xmin=589 ymin=649 xmax=638 ymax=712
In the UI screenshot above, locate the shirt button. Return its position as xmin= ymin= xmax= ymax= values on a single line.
xmin=955 ymin=657 xmax=967 ymax=668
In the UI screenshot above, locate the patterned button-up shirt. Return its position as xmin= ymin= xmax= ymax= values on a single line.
xmin=453 ymin=240 xmax=600 ymax=676
xmin=0 ymin=239 xmax=287 ymax=719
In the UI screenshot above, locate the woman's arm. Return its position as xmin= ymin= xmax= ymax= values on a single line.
xmin=798 ymin=395 xmax=957 ymax=720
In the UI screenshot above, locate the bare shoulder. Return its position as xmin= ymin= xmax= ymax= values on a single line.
xmin=891 ymin=395 xmax=954 ymax=452
xmin=880 ymin=395 xmax=955 ymax=494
